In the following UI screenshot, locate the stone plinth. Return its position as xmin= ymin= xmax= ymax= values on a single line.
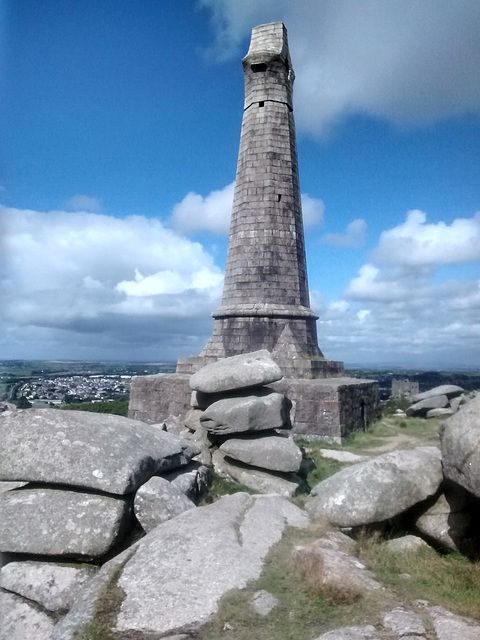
xmin=128 ymin=374 xmax=379 ymax=443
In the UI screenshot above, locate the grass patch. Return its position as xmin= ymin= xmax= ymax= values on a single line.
xmin=356 ymin=531 xmax=480 ymax=621
xmin=60 ymin=400 xmax=129 ymax=417
xmin=199 ymin=471 xmax=257 ymax=505
xmin=303 ymin=456 xmax=346 ymax=489
xmin=201 ymin=527 xmax=367 ymax=640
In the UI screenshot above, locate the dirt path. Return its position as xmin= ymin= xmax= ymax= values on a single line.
xmin=361 ymin=432 xmax=426 ymax=454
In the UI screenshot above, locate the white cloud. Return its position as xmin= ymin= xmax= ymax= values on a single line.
xmin=200 ymin=0 xmax=480 ymax=135
xmin=0 ymin=206 xmax=223 ymax=359
xmin=323 ymin=218 xmax=366 ymax=248
xmin=170 ymin=183 xmax=324 ymax=234
xmin=170 ymin=182 xmax=235 ymax=234
xmin=312 ymin=208 xmax=480 ymax=366
xmin=373 ymin=210 xmax=480 ymax=267
xmin=66 ymin=195 xmax=102 ymax=213
xmin=301 ymin=194 xmax=325 ymax=227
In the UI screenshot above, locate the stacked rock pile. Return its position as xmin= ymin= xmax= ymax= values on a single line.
xmin=167 ymin=350 xmax=307 ymax=498
xmin=405 ymin=384 xmax=469 ymax=418
xmin=0 ymin=408 xmax=202 ymax=629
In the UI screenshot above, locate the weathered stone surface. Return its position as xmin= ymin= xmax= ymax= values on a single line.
xmin=54 ymin=493 xmax=308 ymax=638
xmin=0 ymin=590 xmax=56 ymax=640
xmin=0 ymin=409 xmax=200 ymax=494
xmin=415 ymin=485 xmax=480 ymax=554
xmin=315 ymin=625 xmax=379 ymax=639
xmin=426 ymin=407 xmax=454 ymax=418
xmin=134 ymin=476 xmax=195 ymax=533
xmin=219 ymin=434 xmax=302 ymax=472
xmin=189 ymin=350 xmax=283 ymax=393
xmin=411 ymin=385 xmax=463 ymax=403
xmin=201 ymin=391 xmax=290 ymax=435
xmin=213 ymin=450 xmax=303 ymax=497
xmin=440 ymin=395 xmax=480 ymax=498
xmin=252 ymin=589 xmax=279 ymax=616
xmin=295 ymin=539 xmax=381 ymax=597
xmin=162 ymin=462 xmax=212 ymax=501
xmin=0 ymin=481 xmax=27 ymax=494
xmin=421 ymin=602 xmax=480 ymax=640
xmin=382 ymin=607 xmax=426 ymax=637
xmin=0 ymin=487 xmax=131 ymax=558
xmin=161 ymin=414 xmax=189 ymax=437
xmin=406 ymin=395 xmax=448 ymax=416
xmin=182 ymin=409 xmax=203 ymax=431
xmin=305 ymin=447 xmax=442 ymax=527
xmin=128 ymin=372 xmax=191 ymax=423
xmin=384 ymin=535 xmax=429 ymax=553
xmin=0 ymin=561 xmax=97 ymax=613
xmin=450 ymin=395 xmax=466 ymax=413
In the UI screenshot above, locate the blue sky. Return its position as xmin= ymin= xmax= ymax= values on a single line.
xmin=1 ymin=0 xmax=479 ymax=368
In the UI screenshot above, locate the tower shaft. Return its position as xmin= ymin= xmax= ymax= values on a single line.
xmin=180 ymin=22 xmax=343 ymax=378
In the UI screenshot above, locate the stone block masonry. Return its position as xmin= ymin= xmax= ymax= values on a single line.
xmin=179 ymin=22 xmax=342 ymax=378
xmin=129 ymin=22 xmax=380 ymax=439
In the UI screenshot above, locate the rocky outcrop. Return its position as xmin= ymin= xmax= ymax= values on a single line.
xmin=440 ymin=394 xmax=480 ymax=498
xmin=0 ymin=409 xmax=199 ymax=494
xmin=305 ymin=447 xmax=443 ymax=527
xmin=163 ymin=350 xmax=307 ymax=496
xmin=0 ymin=487 xmax=131 ymax=559
xmin=52 ymin=493 xmax=309 ymax=638
xmin=406 ymin=384 xmax=465 ymax=418
xmin=133 ymin=476 xmax=195 ymax=533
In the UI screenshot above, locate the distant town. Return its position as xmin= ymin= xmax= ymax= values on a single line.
xmin=0 ymin=361 xmax=175 ymax=407
xmin=1 ymin=360 xmax=479 ymax=408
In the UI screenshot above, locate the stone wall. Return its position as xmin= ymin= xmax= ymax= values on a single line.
xmin=128 ymin=373 xmax=380 ymax=442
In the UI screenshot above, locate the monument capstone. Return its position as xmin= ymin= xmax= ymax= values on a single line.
xmin=129 ymin=22 xmax=380 ymax=440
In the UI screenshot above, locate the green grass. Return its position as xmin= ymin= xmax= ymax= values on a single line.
xmin=59 ymin=400 xmax=129 ymax=417
xmin=356 ymin=532 xmax=480 ymax=621
xmin=201 ymin=527 xmax=363 ymax=640
xmin=199 ymin=472 xmax=257 ymax=505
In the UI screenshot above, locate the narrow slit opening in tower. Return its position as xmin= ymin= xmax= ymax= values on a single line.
xmin=277 ymin=194 xmax=282 ymax=202
xmin=258 ymin=101 xmax=264 ymax=107
xmin=251 ymin=63 xmax=267 ymax=72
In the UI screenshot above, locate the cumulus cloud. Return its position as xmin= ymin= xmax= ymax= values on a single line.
xmin=322 ymin=218 xmax=366 ymax=248
xmin=170 ymin=183 xmax=324 ymax=234
xmin=313 ymin=208 xmax=480 ymax=366
xmin=200 ymin=0 xmax=480 ymax=135
xmin=66 ymin=195 xmax=102 ymax=213
xmin=170 ymin=182 xmax=234 ymax=234
xmin=301 ymin=194 xmax=325 ymax=227
xmin=373 ymin=210 xmax=480 ymax=267
xmin=0 ymin=206 xmax=223 ymax=360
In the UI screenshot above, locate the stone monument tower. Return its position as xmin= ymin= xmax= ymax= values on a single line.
xmin=178 ymin=22 xmax=342 ymax=378
xmin=130 ymin=22 xmax=380 ymax=439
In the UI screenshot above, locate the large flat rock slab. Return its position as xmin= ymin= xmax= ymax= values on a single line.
xmin=0 ymin=487 xmax=131 ymax=558
xmin=189 ymin=350 xmax=283 ymax=393
xmin=53 ymin=493 xmax=309 ymax=638
xmin=305 ymin=447 xmax=442 ymax=527
xmin=0 ymin=408 xmax=200 ymax=494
